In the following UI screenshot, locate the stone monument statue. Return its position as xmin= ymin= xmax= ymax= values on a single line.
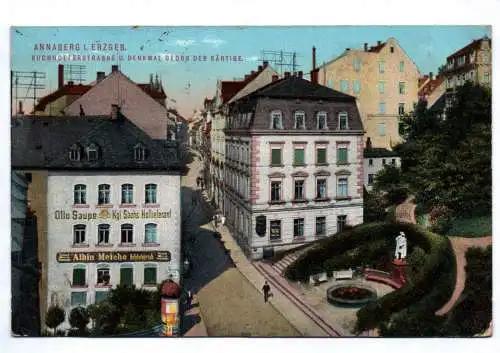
xmin=395 ymin=231 xmax=407 ymax=260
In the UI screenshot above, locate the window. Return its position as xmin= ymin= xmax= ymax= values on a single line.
xmin=145 ymin=184 xmax=157 ymax=204
xmin=317 ymin=112 xmax=327 ymax=129
xmin=378 ymin=123 xmax=386 ymax=136
xmin=316 ymin=217 xmax=326 ymax=236
xmin=271 ymin=148 xmax=282 ymax=166
xmin=121 ymin=184 xmax=134 ymax=204
xmin=316 ymin=148 xmax=327 ymax=164
xmin=390 ymin=46 xmax=394 ymax=53
xmin=399 ymin=60 xmax=405 ymax=72
xmin=484 ymin=72 xmax=490 ymax=83
xmin=379 ymin=61 xmax=385 ymax=73
xmin=98 ymin=184 xmax=111 ymax=205
xmin=337 ymin=178 xmax=348 ymax=198
xmin=340 ymin=79 xmax=349 ymax=93
xmin=382 ymin=159 xmax=387 ymax=165
xmin=71 ymin=292 xmax=87 ymax=307
xmin=270 ymin=220 xmax=282 ymax=241
xmin=368 ymin=174 xmax=374 ymax=185
xmin=74 ymin=184 xmax=87 ymax=204
xmin=134 ymin=144 xmax=146 ymax=161
xmin=69 ymin=145 xmax=81 ymax=161
xmin=294 ymin=147 xmax=305 ymax=165
xmin=95 ymin=291 xmax=109 ymax=304
xmin=270 ymin=181 xmax=282 ymax=202
xmin=337 ymin=215 xmax=347 ymax=232
xmin=391 ymin=158 xmax=396 ymax=165
xmin=316 ymin=179 xmax=327 ymax=199
xmin=337 ymin=147 xmax=348 ymax=164
xmin=379 ymin=102 xmax=386 ymax=114
xmin=98 ymin=224 xmax=110 ymax=244
xmin=87 ymin=144 xmax=98 ymax=162
xmin=338 ymin=113 xmax=348 ymax=130
xmin=72 ymin=266 xmax=86 ymax=286
xmin=458 ymin=56 xmax=466 ymax=66
xmin=353 ymin=56 xmax=361 ymax=71
xmin=294 ymin=111 xmax=305 ymax=129
xmin=327 ymin=79 xmax=333 ymax=88
xmin=144 ymin=265 xmax=157 ymax=285
xmin=353 ymin=80 xmax=361 ymax=93
xmin=294 ymin=180 xmax=305 ymax=200
xmin=120 ymin=266 xmax=133 ymax=287
xmin=398 ymin=103 xmax=405 ymax=116
xmin=293 ymin=218 xmax=305 ymax=238
xmin=121 ymin=224 xmax=134 ymax=244
xmin=399 ymin=82 xmax=406 ymax=94
xmin=270 ymin=110 xmax=283 ymax=129
xmin=97 ymin=267 xmax=110 ymax=285
xmin=368 ymin=158 xmax=373 ymax=166
xmin=145 ymin=223 xmax=157 ymax=243
xmin=379 ymin=81 xmax=385 ymax=94
xmin=74 ymin=225 xmax=86 ymax=244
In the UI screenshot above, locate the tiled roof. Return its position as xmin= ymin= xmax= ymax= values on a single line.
xmin=137 ymin=84 xmax=167 ymax=99
xmin=220 ymin=81 xmax=247 ymax=103
xmin=368 ymin=42 xmax=386 ymax=53
xmin=34 ymin=84 xmax=92 ymax=112
xmin=364 ymin=148 xmax=399 ymax=158
xmin=419 ymin=77 xmax=444 ymax=97
xmin=418 ymin=75 xmax=430 ymax=88
xmin=248 ymin=76 xmax=356 ymax=101
xmin=11 ymin=115 xmax=181 ymax=171
xmin=447 ymin=38 xmax=490 ymax=60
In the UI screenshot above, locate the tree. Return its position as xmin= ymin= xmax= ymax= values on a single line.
xmin=363 ymin=188 xmax=387 ymax=222
xmin=45 ymin=305 xmax=65 ymax=335
xmin=69 ymin=307 xmax=90 ymax=336
xmin=87 ymin=301 xmax=114 ymax=336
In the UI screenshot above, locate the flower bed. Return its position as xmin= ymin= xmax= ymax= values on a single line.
xmin=327 ymin=282 xmax=378 ymax=306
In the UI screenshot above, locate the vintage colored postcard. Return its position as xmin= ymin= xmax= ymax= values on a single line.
xmin=10 ymin=25 xmax=492 ymax=338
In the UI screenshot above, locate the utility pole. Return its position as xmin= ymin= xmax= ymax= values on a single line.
xmin=260 ymin=50 xmax=300 ymax=76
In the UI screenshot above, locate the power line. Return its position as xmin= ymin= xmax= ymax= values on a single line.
xmin=11 ymin=71 xmax=46 ymax=116
xmin=260 ymin=50 xmax=300 ymax=76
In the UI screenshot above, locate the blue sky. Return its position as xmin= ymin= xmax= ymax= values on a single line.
xmin=11 ymin=26 xmax=491 ymax=117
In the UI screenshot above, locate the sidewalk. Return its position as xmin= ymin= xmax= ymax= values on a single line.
xmin=184 ymin=295 xmax=208 ymax=337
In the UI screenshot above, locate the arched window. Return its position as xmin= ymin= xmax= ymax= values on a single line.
xmin=73 ymin=224 xmax=86 ymax=244
xmin=121 ymin=184 xmax=134 ymax=204
xmin=96 ymin=263 xmax=111 ymax=286
xmin=144 ymin=223 xmax=157 ymax=243
xmin=121 ymin=224 xmax=134 ymax=244
xmin=316 ymin=111 xmax=328 ymax=129
xmin=69 ymin=144 xmax=82 ymax=161
xmin=294 ymin=111 xmax=305 ymax=129
xmin=134 ymin=143 xmax=147 ymax=161
xmin=98 ymin=184 xmax=111 ymax=205
xmin=74 ymin=184 xmax=87 ymax=204
xmin=97 ymin=224 xmax=110 ymax=244
xmin=143 ymin=263 xmax=157 ymax=285
xmin=86 ymin=143 xmax=99 ymax=162
xmin=338 ymin=112 xmax=349 ymax=130
xmin=72 ymin=264 xmax=86 ymax=286
xmin=145 ymin=184 xmax=157 ymax=204
xmin=270 ymin=110 xmax=283 ymax=129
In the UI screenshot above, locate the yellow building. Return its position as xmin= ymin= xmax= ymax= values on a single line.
xmin=317 ymin=37 xmax=420 ymax=150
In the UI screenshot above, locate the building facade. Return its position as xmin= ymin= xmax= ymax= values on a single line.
xmin=224 ymin=73 xmax=364 ymax=260
xmin=363 ymin=139 xmax=401 ymax=192
xmin=317 ymin=38 xmax=420 ymax=150
xmin=11 ymin=113 xmax=182 ymax=331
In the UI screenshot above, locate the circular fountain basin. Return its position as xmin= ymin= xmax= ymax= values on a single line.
xmin=326 ymin=282 xmax=378 ymax=307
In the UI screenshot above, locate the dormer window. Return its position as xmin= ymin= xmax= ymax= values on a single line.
xmin=69 ymin=144 xmax=82 ymax=161
xmin=338 ymin=112 xmax=349 ymax=130
xmin=86 ymin=144 xmax=99 ymax=162
xmin=270 ymin=110 xmax=283 ymax=129
xmin=317 ymin=112 xmax=328 ymax=129
xmin=134 ymin=144 xmax=147 ymax=161
xmin=294 ymin=111 xmax=305 ymax=129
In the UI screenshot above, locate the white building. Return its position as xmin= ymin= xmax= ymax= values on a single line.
xmin=224 ymin=73 xmax=365 ymax=259
xmin=11 ymin=112 xmax=183 ymax=330
xmin=363 ymin=139 xmax=401 ymax=191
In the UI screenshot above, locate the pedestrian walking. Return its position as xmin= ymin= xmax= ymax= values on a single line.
xmin=213 ymin=215 xmax=219 ymax=228
xmin=186 ymin=290 xmax=193 ymax=308
xmin=262 ymin=281 xmax=271 ymax=303
xmin=220 ymin=215 xmax=226 ymax=227
xmin=196 ymin=177 xmax=200 ymax=188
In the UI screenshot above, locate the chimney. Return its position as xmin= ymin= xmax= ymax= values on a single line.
xmin=244 ymin=74 xmax=249 ymax=80
xmin=67 ymin=81 xmax=74 ymax=86
xmin=346 ymin=48 xmax=350 ymax=51
xmin=58 ymin=64 xmax=64 ymax=89
xmin=18 ymin=101 xmax=24 ymax=115
xmin=364 ymin=43 xmax=368 ymax=51
xmin=111 ymin=104 xmax=121 ymax=120
xmin=377 ymin=40 xmax=382 ymax=46
xmin=263 ymin=60 xmax=269 ymax=68
xmin=312 ymin=46 xmax=317 ymax=70
xmin=429 ymin=72 xmax=433 ymax=80
xmin=284 ymin=71 xmax=291 ymax=78
xmin=111 ymin=65 xmax=119 ymax=73
xmin=251 ymin=71 xmax=255 ymax=75
xmin=366 ymin=137 xmax=372 ymax=149
xmin=258 ymin=65 xmax=263 ymax=71
xmin=272 ymin=74 xmax=279 ymax=82
xmin=310 ymin=68 xmax=319 ymax=84
xmin=96 ymin=71 xmax=105 ymax=82
xmin=298 ymin=71 xmax=303 ymax=79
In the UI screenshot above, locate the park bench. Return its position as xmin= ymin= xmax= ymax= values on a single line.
xmin=309 ymin=272 xmax=328 ymax=286
xmin=334 ymin=269 xmax=354 ymax=281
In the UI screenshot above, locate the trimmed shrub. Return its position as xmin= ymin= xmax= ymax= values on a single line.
xmin=445 ymin=216 xmax=492 ymax=238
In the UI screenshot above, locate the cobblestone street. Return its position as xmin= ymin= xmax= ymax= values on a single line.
xmin=181 ymin=152 xmax=300 ymax=336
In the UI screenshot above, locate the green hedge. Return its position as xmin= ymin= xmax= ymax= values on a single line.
xmin=355 ymin=229 xmax=454 ymax=333
xmin=445 ymin=216 xmax=492 ymax=238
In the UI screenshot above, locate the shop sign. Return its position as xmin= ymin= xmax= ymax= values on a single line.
xmin=56 ymin=251 xmax=171 ymax=263
xmin=54 ymin=208 xmax=172 ymax=221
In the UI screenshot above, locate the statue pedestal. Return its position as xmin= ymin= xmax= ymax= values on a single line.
xmin=391 ymin=259 xmax=407 ymax=286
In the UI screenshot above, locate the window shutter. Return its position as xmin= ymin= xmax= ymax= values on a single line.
xmin=144 ymin=267 xmax=157 ymax=284
xmin=120 ymin=268 xmax=133 ymax=286
xmin=73 ymin=268 xmax=85 ymax=285
xmin=271 ymin=149 xmax=281 ymax=165
xmin=294 ymin=149 xmax=304 ymax=165
xmin=317 ymin=148 xmax=326 ymax=164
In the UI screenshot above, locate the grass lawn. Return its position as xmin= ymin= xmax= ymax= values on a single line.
xmin=446 ymin=216 xmax=492 ymax=238
xmin=197 ymin=268 xmax=300 ymax=337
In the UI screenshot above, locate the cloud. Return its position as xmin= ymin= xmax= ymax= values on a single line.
xmin=169 ymin=39 xmax=197 ymax=47
xmin=202 ymin=35 xmax=226 ymax=48
xmin=245 ymin=56 xmax=260 ymax=62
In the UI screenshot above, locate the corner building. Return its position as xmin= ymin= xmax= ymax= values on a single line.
xmin=11 ymin=113 xmax=182 ymax=330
